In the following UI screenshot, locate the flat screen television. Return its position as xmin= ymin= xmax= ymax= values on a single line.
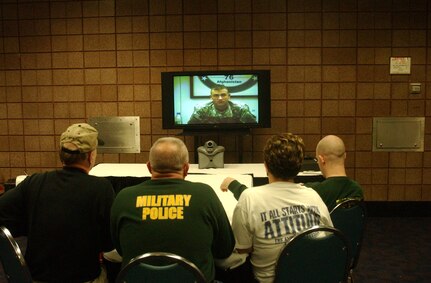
xmin=161 ymin=70 xmax=271 ymax=133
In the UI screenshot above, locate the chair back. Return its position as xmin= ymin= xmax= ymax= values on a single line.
xmin=0 ymin=226 xmax=32 ymax=283
xmin=115 ymin=252 xmax=207 ymax=283
xmin=330 ymin=198 xmax=366 ymax=270
xmin=274 ymin=225 xmax=350 ymax=283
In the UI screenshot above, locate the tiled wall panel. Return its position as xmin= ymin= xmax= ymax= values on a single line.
xmin=1 ymin=0 xmax=431 ymax=201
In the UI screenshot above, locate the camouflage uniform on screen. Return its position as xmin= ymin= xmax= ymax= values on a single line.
xmin=188 ymin=101 xmax=257 ymax=124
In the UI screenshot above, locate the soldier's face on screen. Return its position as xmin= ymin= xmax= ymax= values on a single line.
xmin=211 ymin=89 xmax=230 ymax=111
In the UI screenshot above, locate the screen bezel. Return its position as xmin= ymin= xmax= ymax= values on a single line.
xmin=161 ymin=70 xmax=271 ymax=132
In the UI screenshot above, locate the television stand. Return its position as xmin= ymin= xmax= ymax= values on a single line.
xmin=177 ymin=128 xmax=252 ymax=163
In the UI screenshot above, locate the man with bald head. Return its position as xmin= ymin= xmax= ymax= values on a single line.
xmin=305 ymin=135 xmax=363 ymax=211
xmin=110 ymin=137 xmax=235 ymax=282
xmin=220 ymin=135 xmax=363 ymax=212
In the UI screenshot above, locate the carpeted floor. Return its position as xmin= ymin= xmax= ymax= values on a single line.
xmin=1 ymin=217 xmax=431 ymax=282
xmin=354 ymin=217 xmax=431 ymax=283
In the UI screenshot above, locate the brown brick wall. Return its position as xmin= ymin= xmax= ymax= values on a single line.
xmin=1 ymin=0 xmax=431 ymax=201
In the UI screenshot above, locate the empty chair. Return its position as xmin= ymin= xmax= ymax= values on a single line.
xmin=116 ymin=252 xmax=207 ymax=283
xmin=0 ymin=226 xmax=32 ymax=283
xmin=274 ymin=225 xmax=350 ymax=283
xmin=330 ymin=198 xmax=366 ymax=283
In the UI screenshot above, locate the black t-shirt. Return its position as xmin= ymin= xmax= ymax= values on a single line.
xmin=0 ymin=167 xmax=115 ymax=282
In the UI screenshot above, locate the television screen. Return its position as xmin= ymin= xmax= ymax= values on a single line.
xmin=161 ymin=70 xmax=271 ymax=133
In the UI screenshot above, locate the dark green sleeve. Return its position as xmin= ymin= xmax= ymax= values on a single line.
xmin=228 ymin=180 xmax=249 ymax=200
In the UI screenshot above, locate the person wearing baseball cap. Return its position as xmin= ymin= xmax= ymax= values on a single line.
xmin=0 ymin=123 xmax=115 ymax=282
xmin=59 ymin=123 xmax=99 ymax=172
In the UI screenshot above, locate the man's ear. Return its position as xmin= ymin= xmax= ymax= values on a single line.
xmin=88 ymin=150 xmax=97 ymax=167
xmin=182 ymin=163 xmax=189 ymax=177
xmin=146 ymin=161 xmax=152 ymax=173
xmin=317 ymin=154 xmax=325 ymax=164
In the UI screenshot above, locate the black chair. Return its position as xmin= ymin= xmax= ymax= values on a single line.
xmin=330 ymin=198 xmax=366 ymax=283
xmin=274 ymin=225 xmax=350 ymax=283
xmin=115 ymin=252 xmax=207 ymax=283
xmin=0 ymin=226 xmax=32 ymax=283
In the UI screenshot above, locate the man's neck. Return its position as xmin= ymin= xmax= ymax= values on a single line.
xmin=151 ymin=171 xmax=184 ymax=180
xmin=268 ymin=174 xmax=295 ymax=184
xmin=63 ymin=164 xmax=90 ymax=174
xmin=323 ymin=165 xmax=347 ymax=178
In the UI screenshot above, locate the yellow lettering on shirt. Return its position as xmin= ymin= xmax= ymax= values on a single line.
xmin=183 ymin=195 xmax=191 ymax=206
xmin=136 ymin=194 xmax=191 ymax=220
xmin=142 ymin=207 xmax=185 ymax=220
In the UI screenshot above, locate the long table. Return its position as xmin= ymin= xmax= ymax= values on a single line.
xmin=89 ymin=163 xmax=324 ymax=218
xmin=90 ymin=163 xmax=270 ymax=178
xmin=90 ymin=163 xmax=323 ymax=182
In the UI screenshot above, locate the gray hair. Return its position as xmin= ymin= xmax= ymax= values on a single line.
xmin=149 ymin=137 xmax=189 ymax=172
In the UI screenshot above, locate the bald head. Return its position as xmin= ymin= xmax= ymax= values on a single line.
xmin=316 ymin=135 xmax=345 ymax=159
xmin=315 ymin=135 xmax=347 ymax=177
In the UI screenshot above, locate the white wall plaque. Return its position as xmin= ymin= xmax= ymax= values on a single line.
xmin=390 ymin=57 xmax=411 ymax=74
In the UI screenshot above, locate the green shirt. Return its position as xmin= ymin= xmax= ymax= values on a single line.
xmin=110 ymin=178 xmax=235 ymax=282
xmin=305 ymin=176 xmax=364 ymax=212
xmin=188 ymin=101 xmax=257 ymax=124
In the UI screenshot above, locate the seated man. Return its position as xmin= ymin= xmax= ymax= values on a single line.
xmin=221 ymin=135 xmax=364 ymax=212
xmin=0 ymin=123 xmax=115 ymax=282
xmin=188 ymin=84 xmax=257 ymax=124
xmin=227 ymin=133 xmax=333 ymax=283
xmin=110 ymin=137 xmax=235 ymax=282
xmin=305 ymin=135 xmax=363 ymax=211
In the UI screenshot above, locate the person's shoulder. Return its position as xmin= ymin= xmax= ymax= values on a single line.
xmin=25 ymin=171 xmax=50 ymax=181
xmin=346 ymin=178 xmax=364 ymax=195
xmin=229 ymin=101 xmax=242 ymax=108
xmin=79 ymin=175 xmax=114 ymax=195
xmin=229 ymin=101 xmax=249 ymax=110
xmin=299 ymin=183 xmax=321 ymax=193
xmin=86 ymin=174 xmax=113 ymax=186
xmin=194 ymin=101 xmax=213 ymax=110
xmin=237 ymin=184 xmax=264 ymax=199
xmin=325 ymin=176 xmax=360 ymax=186
xmin=21 ymin=171 xmax=54 ymax=186
xmin=297 ymin=183 xmax=326 ymax=199
xmin=303 ymin=181 xmax=320 ymax=189
xmin=348 ymin=177 xmax=362 ymax=186
xmin=316 ymin=176 xmax=347 ymax=186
